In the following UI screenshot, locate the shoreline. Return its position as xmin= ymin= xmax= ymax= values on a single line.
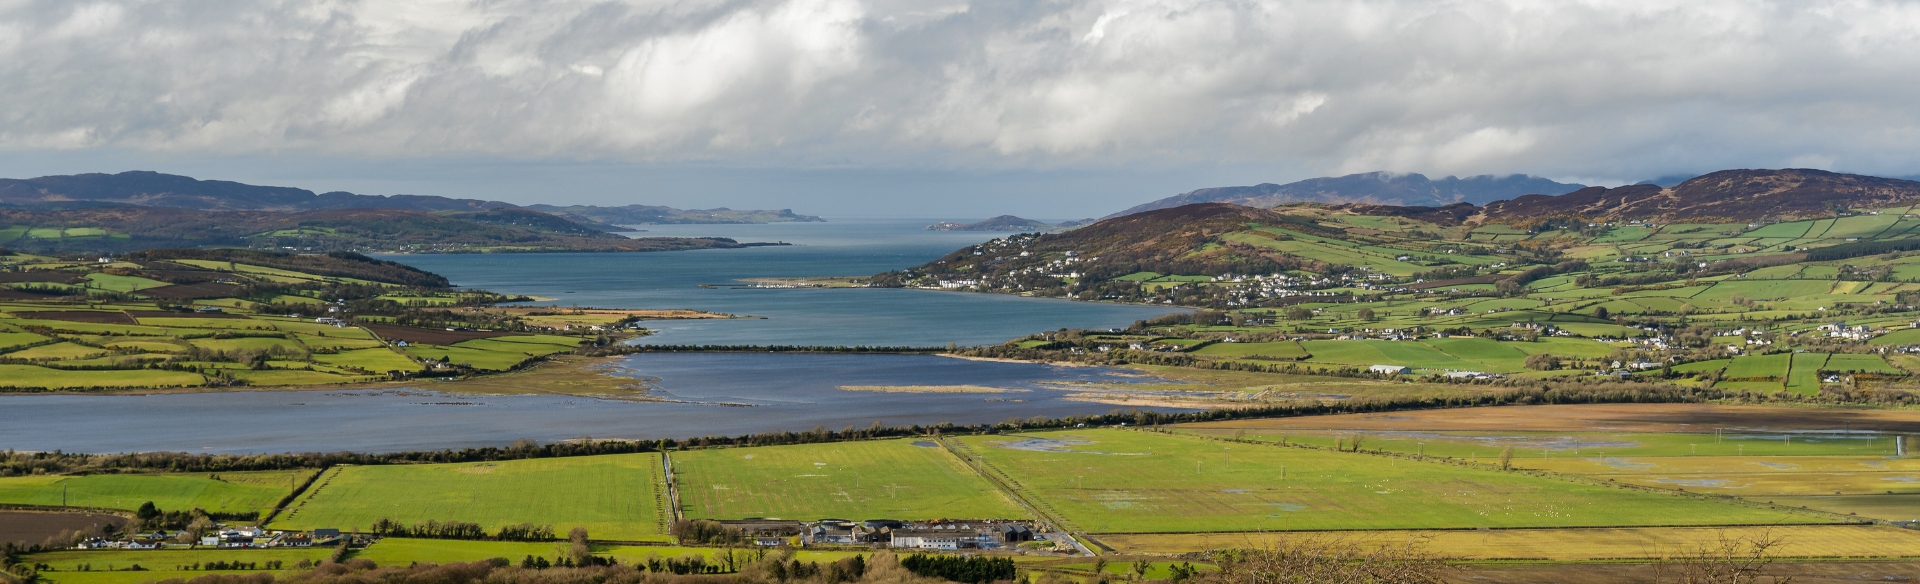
xmin=0 ymin=354 xmax=659 ymax=399
xmin=935 ymin=353 xmax=1106 ymax=368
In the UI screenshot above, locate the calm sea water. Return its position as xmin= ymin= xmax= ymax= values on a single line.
xmin=384 ymin=219 xmax=1181 ymax=346
xmin=0 ymin=354 xmax=1179 ymax=454
xmin=0 ymin=222 xmax=1194 ymax=454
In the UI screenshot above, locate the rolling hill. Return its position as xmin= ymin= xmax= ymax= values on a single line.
xmin=1478 ymin=168 xmax=1920 ymax=224
xmin=872 ymin=203 xmax=1474 ymax=305
xmin=1108 ymin=172 xmax=1585 ymax=218
xmin=879 ymin=168 xmax=1920 ymax=309
xmin=0 ymin=171 xmax=513 ymax=213
xmin=0 ymin=207 xmax=763 ymax=254
xmin=0 ymin=171 xmax=808 ymax=253
xmin=925 ymin=216 xmax=1064 ymax=231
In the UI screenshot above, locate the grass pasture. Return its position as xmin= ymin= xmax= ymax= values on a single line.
xmin=0 ymin=365 xmax=205 ymax=389
xmin=1096 ymin=525 xmax=1920 ymax=560
xmin=273 ymin=454 xmax=668 ymax=541
xmin=673 ymin=439 xmax=1027 ymax=521
xmin=1187 ymin=341 xmax=1307 ymax=360
xmin=951 ymin=429 xmax=1817 ymax=534
xmin=1178 ymin=430 xmax=1897 ymax=461
xmin=1768 ymin=494 xmax=1920 ymax=521
xmin=313 ymin=347 xmax=424 ymax=372
xmin=29 ymin=548 xmax=327 ymax=584
xmin=0 ymin=471 xmax=297 ymax=515
xmin=1724 ymin=353 xmax=1792 ymax=380
xmin=350 ymin=537 xmax=866 ymax=568
xmin=403 ymin=344 xmax=536 ymax=371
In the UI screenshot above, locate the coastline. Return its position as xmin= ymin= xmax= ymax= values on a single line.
xmin=935 ymin=353 xmax=1105 ymax=368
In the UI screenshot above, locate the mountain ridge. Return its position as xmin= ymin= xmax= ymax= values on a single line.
xmin=0 ymin=171 xmax=818 ymax=225
xmin=1472 ymin=168 xmax=1920 ymax=224
xmin=1107 ymin=172 xmax=1586 ymax=219
xmin=526 ymin=204 xmax=823 ymax=225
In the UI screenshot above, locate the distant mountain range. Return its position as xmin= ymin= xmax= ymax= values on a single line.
xmin=0 ymin=171 xmax=817 ymax=224
xmin=0 ymin=171 xmax=514 ymax=213
xmin=527 ymin=204 xmax=822 ymax=226
xmin=1107 ymin=172 xmax=1587 ymax=219
xmin=926 ymin=216 xmax=1072 ymax=232
xmin=0 ymin=172 xmax=802 ymax=253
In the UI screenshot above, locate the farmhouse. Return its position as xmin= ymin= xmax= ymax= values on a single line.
xmin=807 ymin=523 xmax=859 ymax=545
xmin=718 ymin=519 xmax=806 ymax=546
xmin=890 ymin=528 xmax=992 ymax=550
xmin=1369 ymin=364 xmax=1412 ymax=375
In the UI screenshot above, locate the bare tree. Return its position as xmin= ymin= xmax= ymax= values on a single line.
xmin=1652 ymin=531 xmax=1795 ymax=584
xmin=567 ymin=526 xmax=591 ymax=565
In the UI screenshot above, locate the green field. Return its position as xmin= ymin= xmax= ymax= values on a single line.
xmin=0 ymin=365 xmax=206 ymax=389
xmin=0 ymin=471 xmax=302 ymax=515
xmin=1725 ymin=353 xmax=1793 ymax=380
xmin=1187 ymin=341 xmax=1307 ymax=359
xmin=273 ymin=454 xmax=668 ymax=541
xmin=1258 ymin=337 xmax=1615 ymax=376
xmin=313 ymin=347 xmax=424 ymax=371
xmin=30 ymin=547 xmax=327 ymax=584
xmin=1824 ymin=354 xmax=1905 ymax=374
xmin=349 ymin=537 xmax=865 ymax=567
xmin=673 ymin=439 xmax=1028 ymax=521
xmin=403 ymin=344 xmax=536 ymax=371
xmin=1182 ymin=429 xmax=1898 ymax=460
xmin=951 ymin=429 xmax=1822 ymax=533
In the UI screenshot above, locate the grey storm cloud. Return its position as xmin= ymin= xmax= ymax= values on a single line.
xmin=3 ymin=0 xmax=1919 ymax=180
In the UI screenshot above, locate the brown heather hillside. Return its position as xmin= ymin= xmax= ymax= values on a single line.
xmin=887 ymin=203 xmax=1339 ymax=284
xmin=1479 ymin=168 xmax=1920 ymax=224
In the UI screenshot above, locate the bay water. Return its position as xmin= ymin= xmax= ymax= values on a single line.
xmin=1 ymin=220 xmax=1190 ymax=453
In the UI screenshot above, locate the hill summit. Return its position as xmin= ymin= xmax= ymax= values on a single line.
xmin=1477 ymin=168 xmax=1920 ymax=224
xmin=1108 ymin=172 xmax=1585 ymax=219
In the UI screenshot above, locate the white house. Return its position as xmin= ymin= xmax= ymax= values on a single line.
xmin=1369 ymin=364 xmax=1412 ymax=375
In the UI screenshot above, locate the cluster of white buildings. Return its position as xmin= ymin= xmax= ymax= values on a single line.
xmin=1816 ymin=322 xmax=1877 ymax=341
xmin=75 ymin=528 xmax=343 ymax=550
xmin=716 ymin=519 xmax=1045 ymax=551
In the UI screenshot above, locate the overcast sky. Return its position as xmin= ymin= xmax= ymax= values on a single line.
xmin=2 ymin=0 xmax=1918 ymax=218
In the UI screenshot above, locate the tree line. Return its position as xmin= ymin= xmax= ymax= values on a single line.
xmin=366 ymin=518 xmax=554 ymax=541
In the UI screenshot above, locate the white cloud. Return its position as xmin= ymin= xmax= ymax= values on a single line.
xmin=0 ymin=0 xmax=1916 ymax=180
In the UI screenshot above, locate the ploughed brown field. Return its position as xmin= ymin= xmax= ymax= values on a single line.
xmin=1180 ymin=403 xmax=1920 ymax=433
xmin=0 ymin=511 xmax=126 ymax=545
xmin=8 ymin=311 xmax=137 ymax=324
xmin=361 ymin=323 xmax=510 ymax=345
xmin=0 ymin=273 xmax=83 ymax=284
xmin=0 ymin=289 xmax=65 ymax=299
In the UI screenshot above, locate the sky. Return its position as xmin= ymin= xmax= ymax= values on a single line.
xmin=2 ymin=0 xmax=1918 ymax=218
